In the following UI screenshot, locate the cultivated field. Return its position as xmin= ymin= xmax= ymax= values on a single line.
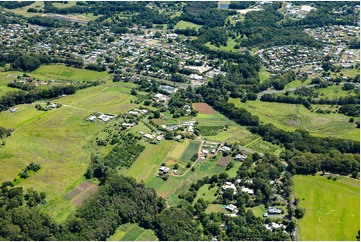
xmin=293 ymin=175 xmax=360 ymax=241
xmin=193 ymin=102 xmax=217 ymax=114
xmin=229 ymin=99 xmax=360 ymax=141
xmin=64 ymin=180 xmax=98 ymax=207
xmin=108 ymin=223 xmax=158 ymax=241
xmin=180 ymin=141 xmax=201 ymax=161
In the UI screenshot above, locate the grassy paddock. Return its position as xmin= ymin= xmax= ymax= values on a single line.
xmin=229 ymin=98 xmax=359 ymax=141
xmin=108 ymin=223 xmax=157 ymax=241
xmin=29 ymin=64 xmax=109 ymax=82
xmin=293 ymin=175 xmax=360 ymax=241
xmin=180 ymin=141 xmax=200 ymax=161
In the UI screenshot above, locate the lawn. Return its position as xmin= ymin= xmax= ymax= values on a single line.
xmin=206 ymin=204 xmax=227 ymax=214
xmin=29 ymin=64 xmax=109 ymax=82
xmin=52 ymin=1 xmax=77 ymax=8
xmin=193 ymin=184 xmax=218 ymax=204
xmin=108 ymin=223 xmax=157 ymax=241
xmin=229 ymin=98 xmax=359 ymax=141
xmin=293 ymin=175 xmax=360 ymax=241
xmin=175 ymin=20 xmax=202 ymax=30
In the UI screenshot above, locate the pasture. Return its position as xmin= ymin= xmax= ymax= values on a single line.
xmin=0 ymin=72 xmax=23 ymax=97
xmin=0 ymin=78 xmax=140 ymax=222
xmin=29 ymin=64 xmax=109 ymax=82
xmin=314 ymin=84 xmax=358 ymax=99
xmin=229 ymin=98 xmax=360 ymax=141
xmin=175 ymin=20 xmax=202 ymax=30
xmin=258 ymin=68 xmax=271 ymax=83
xmin=285 ymin=79 xmax=312 ymax=89
xmin=108 ymin=223 xmax=158 ymax=241
xmin=293 ymin=175 xmax=360 ymax=241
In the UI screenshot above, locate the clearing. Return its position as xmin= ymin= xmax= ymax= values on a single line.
xmin=175 ymin=20 xmax=202 ymax=30
xmin=108 ymin=223 xmax=158 ymax=241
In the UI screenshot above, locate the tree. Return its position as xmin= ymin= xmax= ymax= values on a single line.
xmin=295 ymin=207 xmax=306 ymax=219
xmin=164 ymin=131 xmax=174 ymax=140
xmin=153 ymin=110 xmax=160 ymax=118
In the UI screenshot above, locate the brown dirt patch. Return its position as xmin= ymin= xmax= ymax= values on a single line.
xmin=67 ymin=187 xmax=82 ymax=199
xmin=194 ymin=102 xmax=217 ymax=114
xmin=78 ymin=180 xmax=93 ymax=190
xmin=217 ymin=156 xmax=230 ymax=167
xmin=167 ymin=159 xmax=175 ymax=164
xmin=156 ymin=191 xmax=169 ymax=198
xmin=72 ymin=185 xmax=98 ymax=207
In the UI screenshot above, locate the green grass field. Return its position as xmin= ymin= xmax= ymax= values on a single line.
xmin=205 ymin=37 xmax=238 ymax=52
xmin=193 ymin=184 xmax=218 ymax=204
xmin=206 ymin=204 xmax=227 ymax=214
xmin=229 ymin=98 xmax=359 ymax=141
xmin=52 ymin=1 xmax=77 ymax=8
xmin=0 ymin=71 xmax=23 ymax=97
xmin=125 ymin=140 xmax=176 ymax=183
xmin=0 ymin=77 xmax=139 ymax=223
xmin=108 ymin=223 xmax=158 ymax=241
xmin=6 ymin=1 xmax=44 ymax=17
xmin=314 ymin=84 xmax=357 ymax=99
xmin=175 ymin=20 xmax=202 ymax=30
xmin=258 ymin=68 xmax=271 ymax=83
xmin=294 ymin=175 xmax=360 ymax=241
xmin=285 ymin=79 xmax=312 ymax=89
xmin=29 ymin=64 xmax=109 ymax=82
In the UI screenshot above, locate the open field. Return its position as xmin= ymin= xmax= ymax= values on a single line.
xmin=6 ymin=1 xmax=44 ymax=17
xmin=205 ymin=37 xmax=238 ymax=52
xmin=125 ymin=140 xmax=176 ymax=183
xmin=229 ymin=98 xmax=359 ymax=141
xmin=217 ymin=156 xmax=230 ymax=167
xmin=314 ymin=84 xmax=358 ymax=99
xmin=0 ymin=78 xmax=140 ymax=222
xmin=196 ymin=113 xmax=236 ymax=127
xmin=147 ymin=158 xmax=225 ymax=199
xmin=285 ymin=79 xmax=312 ymax=89
xmin=194 ymin=184 xmax=218 ymax=204
xmin=0 ymin=71 xmax=23 ymax=97
xmin=258 ymin=68 xmax=271 ymax=83
xmin=294 ymin=175 xmax=360 ymax=241
xmin=53 ymin=1 xmax=77 ymax=8
xmin=29 ymin=64 xmax=109 ymax=82
xmin=108 ymin=223 xmax=158 ymax=241
xmin=175 ymin=20 xmax=202 ymax=30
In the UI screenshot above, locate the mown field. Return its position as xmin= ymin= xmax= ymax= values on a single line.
xmin=29 ymin=64 xmax=109 ymax=82
xmin=175 ymin=20 xmax=202 ymax=30
xmin=108 ymin=223 xmax=158 ymax=241
xmin=0 ymin=71 xmax=23 ymax=97
xmin=229 ymin=98 xmax=359 ymax=141
xmin=293 ymin=175 xmax=360 ymax=241
xmin=205 ymin=37 xmax=238 ymax=52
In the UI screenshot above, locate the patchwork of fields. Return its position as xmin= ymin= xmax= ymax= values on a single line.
xmin=294 ymin=175 xmax=360 ymax=241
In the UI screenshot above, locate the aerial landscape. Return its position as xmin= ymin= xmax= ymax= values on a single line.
xmin=0 ymin=1 xmax=359 ymax=241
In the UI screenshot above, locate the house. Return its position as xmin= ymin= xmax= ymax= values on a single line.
xmin=144 ymin=134 xmax=155 ymax=140
xmin=159 ymin=85 xmax=176 ymax=94
xmin=128 ymin=110 xmax=139 ymax=116
xmin=268 ymin=207 xmax=283 ymax=215
xmin=220 ymin=146 xmax=231 ymax=152
xmin=225 ymin=204 xmax=238 ymax=212
xmin=202 ymin=149 xmax=209 ymax=154
xmin=234 ymin=154 xmax=247 ymax=161
xmin=122 ymin=122 xmax=135 ymax=128
xmin=154 ymin=93 xmax=170 ymax=102
xmin=222 ymin=182 xmax=237 ymax=194
xmin=9 ymin=107 xmax=16 ymax=113
xmin=98 ymin=114 xmax=114 ymax=122
xmin=241 ymin=187 xmax=254 ymax=195
xmin=156 ymin=135 xmax=163 ymax=141
xmin=87 ymin=115 xmax=97 ymax=121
